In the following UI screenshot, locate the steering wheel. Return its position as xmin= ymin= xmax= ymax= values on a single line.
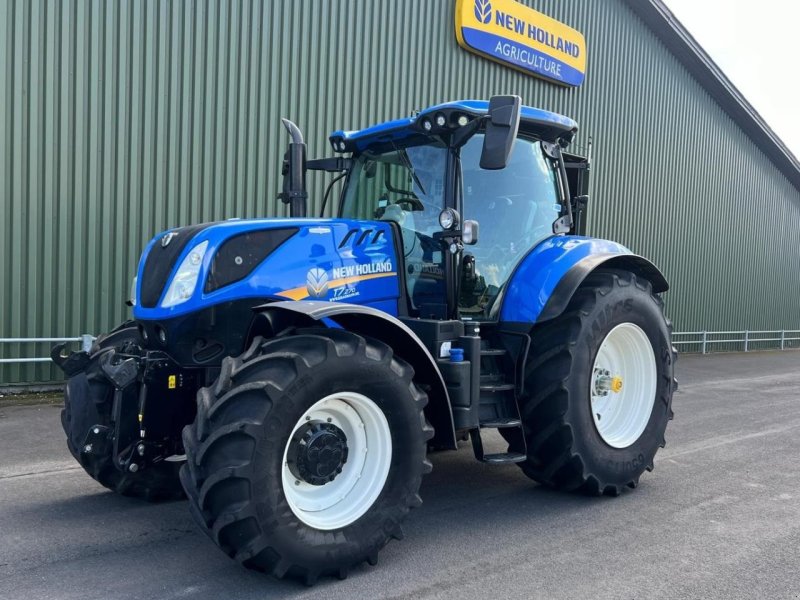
xmin=393 ymin=196 xmax=425 ymax=212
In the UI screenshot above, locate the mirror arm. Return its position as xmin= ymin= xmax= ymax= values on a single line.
xmin=450 ymin=116 xmax=487 ymax=149
xmin=306 ymin=157 xmax=353 ymax=172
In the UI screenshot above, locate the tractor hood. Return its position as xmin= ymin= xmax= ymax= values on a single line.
xmin=132 ymin=218 xmax=402 ymax=320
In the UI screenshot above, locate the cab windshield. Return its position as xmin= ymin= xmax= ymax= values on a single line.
xmin=339 ymin=139 xmax=448 ymax=231
xmin=340 ymin=139 xmax=448 ymax=312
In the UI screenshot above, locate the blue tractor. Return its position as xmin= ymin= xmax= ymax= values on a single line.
xmin=54 ymin=96 xmax=675 ymax=584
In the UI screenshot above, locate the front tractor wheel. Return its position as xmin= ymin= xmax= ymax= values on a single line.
xmin=180 ymin=330 xmax=432 ymax=584
xmin=510 ymin=269 xmax=676 ymax=495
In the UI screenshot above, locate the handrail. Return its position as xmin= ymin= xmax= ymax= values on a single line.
xmin=672 ymin=330 xmax=800 ymax=353
xmin=1 ymin=328 xmax=799 ymax=364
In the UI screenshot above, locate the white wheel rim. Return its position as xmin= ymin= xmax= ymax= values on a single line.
xmin=281 ymin=392 xmax=392 ymax=530
xmin=590 ymin=323 xmax=657 ymax=449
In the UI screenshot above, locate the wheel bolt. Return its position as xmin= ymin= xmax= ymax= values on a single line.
xmin=137 ymin=443 xmax=145 ymax=456
xmin=129 ymin=463 xmax=139 ymax=473
xmin=327 ymin=417 xmax=332 ymax=423
xmin=294 ymin=480 xmax=300 ymax=486
xmin=84 ymin=444 xmax=92 ymax=453
xmin=93 ymin=427 xmax=100 ymax=434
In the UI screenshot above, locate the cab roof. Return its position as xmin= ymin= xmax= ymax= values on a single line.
xmin=329 ymin=100 xmax=578 ymax=153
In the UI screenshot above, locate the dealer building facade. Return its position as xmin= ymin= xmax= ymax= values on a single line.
xmin=1 ymin=0 xmax=799 ymax=383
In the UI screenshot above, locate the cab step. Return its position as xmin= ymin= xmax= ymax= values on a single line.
xmin=470 ymin=420 xmax=527 ymax=464
xmin=480 ymin=372 xmax=504 ymax=383
xmin=482 ymin=452 xmax=526 ymax=464
xmin=480 ymin=348 xmax=506 ymax=356
xmin=480 ymin=418 xmax=521 ymax=429
xmin=479 ymin=382 xmax=515 ymax=393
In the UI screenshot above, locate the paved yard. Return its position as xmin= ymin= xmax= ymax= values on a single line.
xmin=1 ymin=351 xmax=799 ymax=599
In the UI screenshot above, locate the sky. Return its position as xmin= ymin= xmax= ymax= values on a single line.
xmin=663 ymin=0 xmax=800 ymax=161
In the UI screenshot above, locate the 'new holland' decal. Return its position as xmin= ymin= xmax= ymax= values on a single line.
xmin=278 ymin=261 xmax=396 ymax=301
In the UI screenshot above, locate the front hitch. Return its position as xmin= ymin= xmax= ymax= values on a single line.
xmin=51 ymin=334 xmax=96 ymax=375
xmin=51 ymin=343 xmax=90 ymax=377
xmin=62 ymin=342 xmax=197 ymax=474
xmin=99 ymin=351 xmax=140 ymax=389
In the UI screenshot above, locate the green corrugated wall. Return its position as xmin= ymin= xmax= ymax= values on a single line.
xmin=2 ymin=0 xmax=799 ymax=384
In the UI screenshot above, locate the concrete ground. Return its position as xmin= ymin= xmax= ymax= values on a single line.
xmin=1 ymin=351 xmax=799 ymax=599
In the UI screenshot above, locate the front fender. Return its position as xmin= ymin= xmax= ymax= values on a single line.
xmin=250 ymin=301 xmax=457 ymax=450
xmin=498 ymin=236 xmax=669 ymax=324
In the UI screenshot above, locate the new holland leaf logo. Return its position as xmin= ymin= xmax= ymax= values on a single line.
xmin=474 ymin=0 xmax=492 ymax=24
xmin=306 ymin=268 xmax=329 ymax=298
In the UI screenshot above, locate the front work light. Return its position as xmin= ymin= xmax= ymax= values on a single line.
xmin=161 ymin=240 xmax=209 ymax=308
xmin=439 ymin=208 xmax=460 ymax=230
xmin=421 ymin=118 xmax=432 ymax=132
xmin=435 ymin=113 xmax=447 ymax=127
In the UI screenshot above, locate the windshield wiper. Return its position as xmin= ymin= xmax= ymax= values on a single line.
xmin=392 ymin=142 xmax=426 ymax=196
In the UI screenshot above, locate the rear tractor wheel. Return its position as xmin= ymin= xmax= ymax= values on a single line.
xmin=509 ymin=269 xmax=677 ymax=495
xmin=181 ymin=329 xmax=432 ymax=584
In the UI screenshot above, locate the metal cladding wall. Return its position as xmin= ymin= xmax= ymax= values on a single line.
xmin=2 ymin=0 xmax=800 ymax=383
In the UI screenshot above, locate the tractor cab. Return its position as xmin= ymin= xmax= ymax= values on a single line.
xmin=330 ymin=98 xmax=581 ymax=322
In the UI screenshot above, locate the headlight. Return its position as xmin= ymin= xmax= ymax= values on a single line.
xmin=129 ymin=276 xmax=138 ymax=306
xmin=439 ymin=208 xmax=460 ymax=230
xmin=161 ymin=240 xmax=209 ymax=308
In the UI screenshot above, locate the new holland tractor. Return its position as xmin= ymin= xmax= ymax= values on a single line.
xmin=53 ymin=96 xmax=675 ymax=584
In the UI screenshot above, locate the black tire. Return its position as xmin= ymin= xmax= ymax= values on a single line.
xmin=180 ymin=329 xmax=433 ymax=584
xmin=508 ymin=270 xmax=676 ymax=496
xmin=61 ymin=326 xmax=185 ymax=501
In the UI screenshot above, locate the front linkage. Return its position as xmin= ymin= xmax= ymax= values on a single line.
xmin=53 ymin=331 xmax=197 ymax=497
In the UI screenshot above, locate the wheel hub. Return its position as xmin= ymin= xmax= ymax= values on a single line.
xmin=288 ymin=422 xmax=349 ymax=485
xmin=281 ymin=392 xmax=393 ymax=530
xmin=593 ymin=369 xmax=624 ymax=396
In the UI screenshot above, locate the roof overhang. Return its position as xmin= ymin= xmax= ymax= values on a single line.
xmin=329 ymin=100 xmax=578 ymax=153
xmin=624 ymin=0 xmax=800 ymax=193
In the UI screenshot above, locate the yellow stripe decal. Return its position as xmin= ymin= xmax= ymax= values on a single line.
xmin=276 ymin=272 xmax=397 ymax=301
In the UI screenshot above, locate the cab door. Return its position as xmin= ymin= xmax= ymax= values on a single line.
xmin=458 ymin=134 xmax=564 ymax=318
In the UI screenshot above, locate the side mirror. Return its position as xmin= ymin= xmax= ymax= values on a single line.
xmin=462 ymin=220 xmax=479 ymax=245
xmin=479 ymin=95 xmax=522 ymax=170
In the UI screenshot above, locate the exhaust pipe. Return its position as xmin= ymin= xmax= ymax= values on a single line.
xmin=279 ymin=118 xmax=308 ymax=218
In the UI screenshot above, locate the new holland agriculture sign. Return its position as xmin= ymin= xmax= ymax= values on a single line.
xmin=455 ymin=0 xmax=587 ymax=86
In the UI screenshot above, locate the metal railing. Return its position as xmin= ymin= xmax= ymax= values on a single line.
xmin=672 ymin=330 xmax=800 ymax=354
xmin=0 ymin=335 xmax=95 ymax=364
xmin=1 ymin=330 xmax=799 ymax=364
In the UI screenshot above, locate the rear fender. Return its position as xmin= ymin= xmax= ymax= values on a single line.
xmin=249 ymin=301 xmax=457 ymax=450
xmin=499 ymin=236 xmax=669 ymax=325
